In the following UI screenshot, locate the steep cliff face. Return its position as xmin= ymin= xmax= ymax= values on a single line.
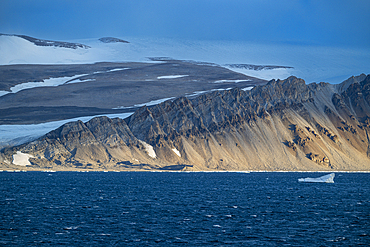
xmin=1 ymin=75 xmax=369 ymax=171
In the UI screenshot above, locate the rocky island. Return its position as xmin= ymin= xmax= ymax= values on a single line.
xmin=1 ymin=74 xmax=369 ymax=171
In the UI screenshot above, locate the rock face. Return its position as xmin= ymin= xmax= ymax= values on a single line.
xmin=1 ymin=75 xmax=370 ymax=171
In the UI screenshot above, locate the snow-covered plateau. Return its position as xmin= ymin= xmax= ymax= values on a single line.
xmin=1 ymin=34 xmax=369 ymax=83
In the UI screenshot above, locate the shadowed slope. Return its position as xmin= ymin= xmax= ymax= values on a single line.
xmin=1 ymin=75 xmax=369 ymax=171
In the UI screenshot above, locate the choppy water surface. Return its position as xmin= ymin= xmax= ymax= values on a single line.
xmin=1 ymin=172 xmax=369 ymax=246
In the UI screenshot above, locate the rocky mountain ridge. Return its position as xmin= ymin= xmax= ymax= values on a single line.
xmin=1 ymin=74 xmax=369 ymax=171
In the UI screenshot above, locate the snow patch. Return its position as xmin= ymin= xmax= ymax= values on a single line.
xmin=116 ymin=87 xmax=237 ymax=109
xmin=212 ymin=88 xmax=233 ymax=91
xmin=107 ymin=68 xmax=129 ymax=72
xmin=172 ymin=148 xmax=181 ymax=157
xmin=228 ymin=67 xmax=292 ymax=81
xmin=157 ymin=75 xmax=188 ymax=79
xmin=0 ymin=91 xmax=9 ymax=97
xmin=91 ymin=68 xmax=129 ymax=75
xmin=213 ymin=79 xmax=251 ymax=83
xmin=242 ymin=86 xmax=254 ymax=91
xmin=0 ymin=67 xmax=130 ymax=94
xmin=12 ymin=151 xmax=34 ymax=166
xmin=114 ymin=97 xmax=176 ymax=109
xmin=113 ymin=97 xmax=175 ymax=109
xmin=139 ymin=140 xmax=156 ymax=158
xmin=186 ymin=87 xmax=233 ymax=97
xmin=67 ymin=78 xmax=96 ymax=84
xmin=0 ymin=74 xmax=88 ymax=96
xmin=186 ymin=91 xmax=208 ymax=97
xmin=133 ymin=97 xmax=175 ymax=107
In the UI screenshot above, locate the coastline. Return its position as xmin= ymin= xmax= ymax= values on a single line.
xmin=1 ymin=169 xmax=369 ymax=173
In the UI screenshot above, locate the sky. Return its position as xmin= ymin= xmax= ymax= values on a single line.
xmin=1 ymin=0 xmax=370 ymax=48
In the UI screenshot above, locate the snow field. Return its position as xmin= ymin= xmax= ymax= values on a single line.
xmin=0 ymin=74 xmax=89 ymax=97
xmin=139 ymin=140 xmax=157 ymax=158
xmin=157 ymin=75 xmax=189 ymax=79
xmin=172 ymin=148 xmax=181 ymax=157
xmin=2 ymin=35 xmax=369 ymax=83
xmin=12 ymin=151 xmax=34 ymax=166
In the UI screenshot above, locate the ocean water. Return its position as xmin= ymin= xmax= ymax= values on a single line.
xmin=1 ymin=172 xmax=369 ymax=246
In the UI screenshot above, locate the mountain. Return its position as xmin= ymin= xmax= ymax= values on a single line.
xmin=0 ymin=34 xmax=369 ymax=171
xmin=1 ymin=75 xmax=369 ymax=171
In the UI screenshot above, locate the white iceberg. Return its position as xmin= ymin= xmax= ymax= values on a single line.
xmin=298 ymin=173 xmax=335 ymax=183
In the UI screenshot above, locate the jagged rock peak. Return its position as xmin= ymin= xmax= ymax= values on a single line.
xmin=243 ymin=76 xmax=312 ymax=107
xmin=336 ymin=73 xmax=367 ymax=93
xmin=264 ymin=76 xmax=308 ymax=95
xmin=43 ymin=116 xmax=138 ymax=147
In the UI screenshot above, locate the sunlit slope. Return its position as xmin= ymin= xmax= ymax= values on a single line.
xmin=1 ymin=75 xmax=369 ymax=171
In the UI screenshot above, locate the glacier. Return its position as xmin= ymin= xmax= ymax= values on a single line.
xmin=1 ymin=35 xmax=369 ymax=83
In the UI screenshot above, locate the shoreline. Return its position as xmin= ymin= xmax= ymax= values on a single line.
xmin=1 ymin=169 xmax=369 ymax=173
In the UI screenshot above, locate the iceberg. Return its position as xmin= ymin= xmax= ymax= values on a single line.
xmin=298 ymin=173 xmax=335 ymax=183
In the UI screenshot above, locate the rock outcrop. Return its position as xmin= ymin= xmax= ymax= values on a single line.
xmin=0 ymin=34 xmax=90 ymax=49
xmin=1 ymin=75 xmax=370 ymax=171
xmin=99 ymin=37 xmax=129 ymax=43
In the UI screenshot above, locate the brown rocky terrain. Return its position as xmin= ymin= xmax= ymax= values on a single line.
xmin=1 ymin=75 xmax=369 ymax=171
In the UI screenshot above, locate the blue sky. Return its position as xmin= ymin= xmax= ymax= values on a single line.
xmin=1 ymin=0 xmax=369 ymax=48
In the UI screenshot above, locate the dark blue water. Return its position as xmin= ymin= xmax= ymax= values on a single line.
xmin=1 ymin=172 xmax=369 ymax=246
